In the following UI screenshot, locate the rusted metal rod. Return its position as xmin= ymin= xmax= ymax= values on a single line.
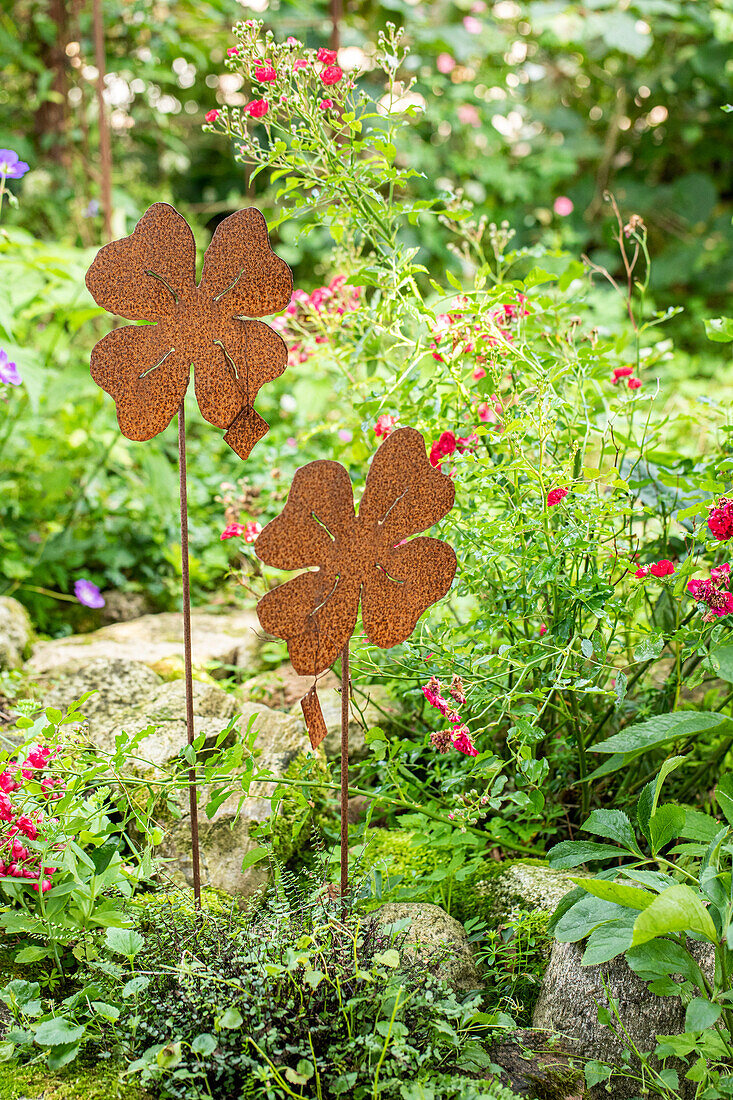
xmin=91 ymin=0 xmax=113 ymax=240
xmin=340 ymin=641 xmax=350 ymax=916
xmin=178 ymin=402 xmax=202 ymax=907
xmin=329 ymin=0 xmax=342 ymax=52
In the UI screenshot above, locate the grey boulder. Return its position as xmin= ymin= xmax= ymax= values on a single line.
xmin=533 ymin=938 xmax=715 ymax=1098
xmin=475 ymin=860 xmax=583 ymax=923
xmin=372 ymin=902 xmax=481 ymax=992
xmin=0 ymin=596 xmax=33 ymax=669
xmin=27 ymin=606 xmax=264 ymax=678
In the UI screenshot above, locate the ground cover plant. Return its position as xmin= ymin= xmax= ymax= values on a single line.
xmin=1 ymin=2 xmax=733 ymax=1097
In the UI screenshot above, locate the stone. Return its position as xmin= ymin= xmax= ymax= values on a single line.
xmin=0 ymin=596 xmax=33 ymax=669
xmin=40 ymin=656 xmax=315 ymax=896
xmin=240 ymin=662 xmax=339 ymax=710
xmin=100 ymin=590 xmax=153 ymax=623
xmin=372 ymin=902 xmax=481 ymax=992
xmin=474 ymin=860 xmax=583 ymax=924
xmin=42 ymin=657 xmax=237 ymax=768
xmin=532 ymin=939 xmax=715 ymax=1099
xmin=487 ymin=1029 xmax=586 ymax=1099
xmin=26 ymin=606 xmax=264 ymax=678
xmin=161 ymin=701 xmax=313 ymax=897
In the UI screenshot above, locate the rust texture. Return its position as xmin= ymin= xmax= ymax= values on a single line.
xmin=301 ymin=685 xmax=329 ymax=751
xmin=256 ymin=427 xmax=457 ymax=676
xmin=85 ymin=202 xmax=293 ymax=459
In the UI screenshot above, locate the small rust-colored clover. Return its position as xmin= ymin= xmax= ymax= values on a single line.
xmin=256 ymin=427 xmax=457 ymax=676
xmin=85 ymin=203 xmax=293 ymax=459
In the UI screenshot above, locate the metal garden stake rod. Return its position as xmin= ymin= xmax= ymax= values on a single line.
xmin=340 ymin=642 xmax=350 ymax=908
xmin=177 ymin=403 xmax=201 ymax=902
xmin=85 ymin=203 xmax=292 ymax=907
xmin=254 ymin=427 xmax=458 ymax=915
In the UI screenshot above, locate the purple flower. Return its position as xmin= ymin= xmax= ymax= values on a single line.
xmin=0 ymin=150 xmax=29 ymax=180
xmin=0 ymin=350 xmax=20 ymax=386
xmin=74 ymin=579 xmax=105 ymax=609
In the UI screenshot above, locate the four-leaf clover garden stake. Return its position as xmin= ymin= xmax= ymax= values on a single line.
xmin=85 ymin=203 xmax=292 ymax=904
xmin=254 ymin=427 xmax=457 ymax=910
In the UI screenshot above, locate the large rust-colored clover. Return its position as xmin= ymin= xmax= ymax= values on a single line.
xmin=256 ymin=427 xmax=457 ymax=676
xmin=85 ymin=203 xmax=293 ymax=459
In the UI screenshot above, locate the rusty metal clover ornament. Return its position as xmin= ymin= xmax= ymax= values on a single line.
xmin=256 ymin=426 xmax=457 ymax=714
xmin=85 ymin=203 xmax=293 ymax=458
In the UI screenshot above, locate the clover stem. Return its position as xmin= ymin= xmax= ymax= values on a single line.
xmin=340 ymin=640 xmax=350 ymax=919
xmin=178 ymin=401 xmax=202 ymax=908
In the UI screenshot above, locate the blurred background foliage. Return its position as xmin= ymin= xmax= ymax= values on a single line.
xmin=2 ymin=0 xmax=732 ymax=347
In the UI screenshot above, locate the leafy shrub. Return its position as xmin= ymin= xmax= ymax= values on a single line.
xmin=114 ymin=887 xmax=512 ymax=1100
xmin=548 ymin=758 xmax=733 ymax=1096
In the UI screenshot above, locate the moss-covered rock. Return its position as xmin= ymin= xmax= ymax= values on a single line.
xmin=0 ymin=1062 xmax=153 ymax=1100
xmin=359 ymin=830 xmax=574 ymax=926
xmin=472 ymin=859 xmax=580 ymax=923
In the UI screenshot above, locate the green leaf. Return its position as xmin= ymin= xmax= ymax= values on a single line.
xmin=707 ymin=643 xmax=733 ymax=681
xmin=46 ymin=1041 xmax=81 ymax=1071
xmin=374 ymin=949 xmax=400 ymax=969
xmin=219 ymin=1007 xmax=243 ymax=1030
xmin=574 ymin=878 xmax=656 ymax=911
xmin=594 ymin=712 xmax=731 ymax=756
xmin=104 ymin=927 xmax=144 ymax=958
xmin=302 ymin=969 xmax=324 ymax=990
xmin=631 ymin=885 xmax=718 ymax=947
xmin=0 ymin=1041 xmax=15 ymax=1063
xmin=648 ymin=804 xmax=685 ymax=854
xmin=705 ymin=316 xmax=733 ymax=343
xmin=191 ymin=1033 xmax=217 ymax=1056
xmin=34 ymin=1018 xmax=85 ymax=1048
xmin=716 ymin=774 xmax=733 ymax=826
xmin=584 ymin=1060 xmax=613 ymax=1088
xmin=240 ymin=846 xmax=269 ymax=871
xmin=685 ymin=998 xmax=722 ymax=1032
xmin=582 ymin=809 xmax=641 ymax=853
xmin=13 ymin=946 xmax=51 ymax=965
xmin=122 ymin=976 xmax=150 ymax=998
xmin=626 ymin=939 xmax=706 ymax=991
xmin=157 ymin=1041 xmax=182 ymax=1069
xmin=581 ymin=918 xmax=636 ymax=965
xmin=548 ymin=840 xmax=625 ymax=869
xmin=554 ymin=894 xmax=627 ymax=943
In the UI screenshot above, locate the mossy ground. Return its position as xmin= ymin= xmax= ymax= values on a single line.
xmin=0 ymin=1062 xmax=153 ymax=1100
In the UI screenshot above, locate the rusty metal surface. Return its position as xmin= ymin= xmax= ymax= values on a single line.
xmin=85 ymin=203 xmax=293 ymax=459
xmin=301 ymin=684 xmax=329 ymax=751
xmin=256 ymin=427 xmax=457 ymax=676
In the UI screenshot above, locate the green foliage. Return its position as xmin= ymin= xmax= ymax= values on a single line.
xmin=548 ymin=760 xmax=733 ymax=1094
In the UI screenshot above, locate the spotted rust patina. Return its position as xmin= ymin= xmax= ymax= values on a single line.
xmin=85 ymin=202 xmax=293 ymax=459
xmin=255 ymin=427 xmax=457 ymax=698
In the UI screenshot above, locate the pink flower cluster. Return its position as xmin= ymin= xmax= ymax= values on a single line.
xmin=0 ymin=745 xmax=63 ymax=894
xmin=688 ymin=563 xmax=733 ymax=620
xmin=209 ymin=40 xmax=346 ymax=124
xmin=429 ymin=295 xmax=528 ymax=372
xmin=708 ymin=498 xmax=733 ymax=542
xmin=270 ymin=275 xmax=364 ymax=368
xmin=634 ymin=559 xmax=675 ymax=579
xmin=429 ymin=430 xmax=478 ymax=468
xmin=423 ymin=676 xmax=478 ymax=757
xmin=611 ymin=365 xmax=642 ymax=390
xmin=220 ymin=520 xmax=261 ymax=543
